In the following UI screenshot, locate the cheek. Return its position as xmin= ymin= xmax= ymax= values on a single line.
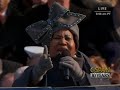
xmin=68 ymin=41 xmax=76 ymax=55
xmin=50 ymin=40 xmax=58 ymax=48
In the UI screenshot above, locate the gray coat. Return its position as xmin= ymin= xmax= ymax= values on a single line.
xmin=12 ymin=51 xmax=110 ymax=87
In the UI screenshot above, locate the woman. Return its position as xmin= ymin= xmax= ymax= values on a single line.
xmin=12 ymin=2 xmax=110 ymax=87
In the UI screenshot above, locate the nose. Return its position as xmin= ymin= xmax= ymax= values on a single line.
xmin=59 ymin=38 xmax=67 ymax=45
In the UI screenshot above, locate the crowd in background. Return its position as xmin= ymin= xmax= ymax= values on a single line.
xmin=0 ymin=0 xmax=120 ymax=87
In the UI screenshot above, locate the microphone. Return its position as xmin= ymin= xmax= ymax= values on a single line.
xmin=60 ymin=49 xmax=71 ymax=80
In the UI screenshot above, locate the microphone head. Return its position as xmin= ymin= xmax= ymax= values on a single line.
xmin=61 ymin=49 xmax=71 ymax=57
xmin=53 ymin=49 xmax=71 ymax=61
xmin=53 ymin=49 xmax=71 ymax=63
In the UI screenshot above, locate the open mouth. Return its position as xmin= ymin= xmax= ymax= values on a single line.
xmin=56 ymin=48 xmax=70 ymax=56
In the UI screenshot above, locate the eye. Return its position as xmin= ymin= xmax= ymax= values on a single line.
xmin=65 ymin=36 xmax=72 ymax=41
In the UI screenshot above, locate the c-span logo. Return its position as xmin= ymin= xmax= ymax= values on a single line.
xmin=90 ymin=67 xmax=111 ymax=78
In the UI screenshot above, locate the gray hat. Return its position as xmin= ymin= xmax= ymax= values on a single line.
xmin=26 ymin=2 xmax=86 ymax=49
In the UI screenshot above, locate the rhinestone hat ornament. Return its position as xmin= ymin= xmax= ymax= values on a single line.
xmin=26 ymin=2 xmax=86 ymax=46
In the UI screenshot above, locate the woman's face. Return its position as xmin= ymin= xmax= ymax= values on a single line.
xmin=49 ymin=29 xmax=76 ymax=58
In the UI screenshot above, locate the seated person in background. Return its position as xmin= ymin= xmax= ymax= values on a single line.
xmin=0 ymin=59 xmax=22 ymax=87
xmin=71 ymin=0 xmax=116 ymax=65
xmin=0 ymin=0 xmax=10 ymax=24
xmin=0 ymin=0 xmax=29 ymax=65
xmin=89 ymin=55 xmax=108 ymax=68
xmin=24 ymin=0 xmax=70 ymax=26
xmin=110 ymin=58 xmax=120 ymax=84
xmin=12 ymin=2 xmax=110 ymax=87
xmin=75 ymin=0 xmax=119 ymax=67
xmin=14 ymin=54 xmax=42 ymax=80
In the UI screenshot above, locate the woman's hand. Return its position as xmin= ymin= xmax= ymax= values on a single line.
xmin=32 ymin=45 xmax=53 ymax=83
xmin=59 ymin=56 xmax=84 ymax=80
